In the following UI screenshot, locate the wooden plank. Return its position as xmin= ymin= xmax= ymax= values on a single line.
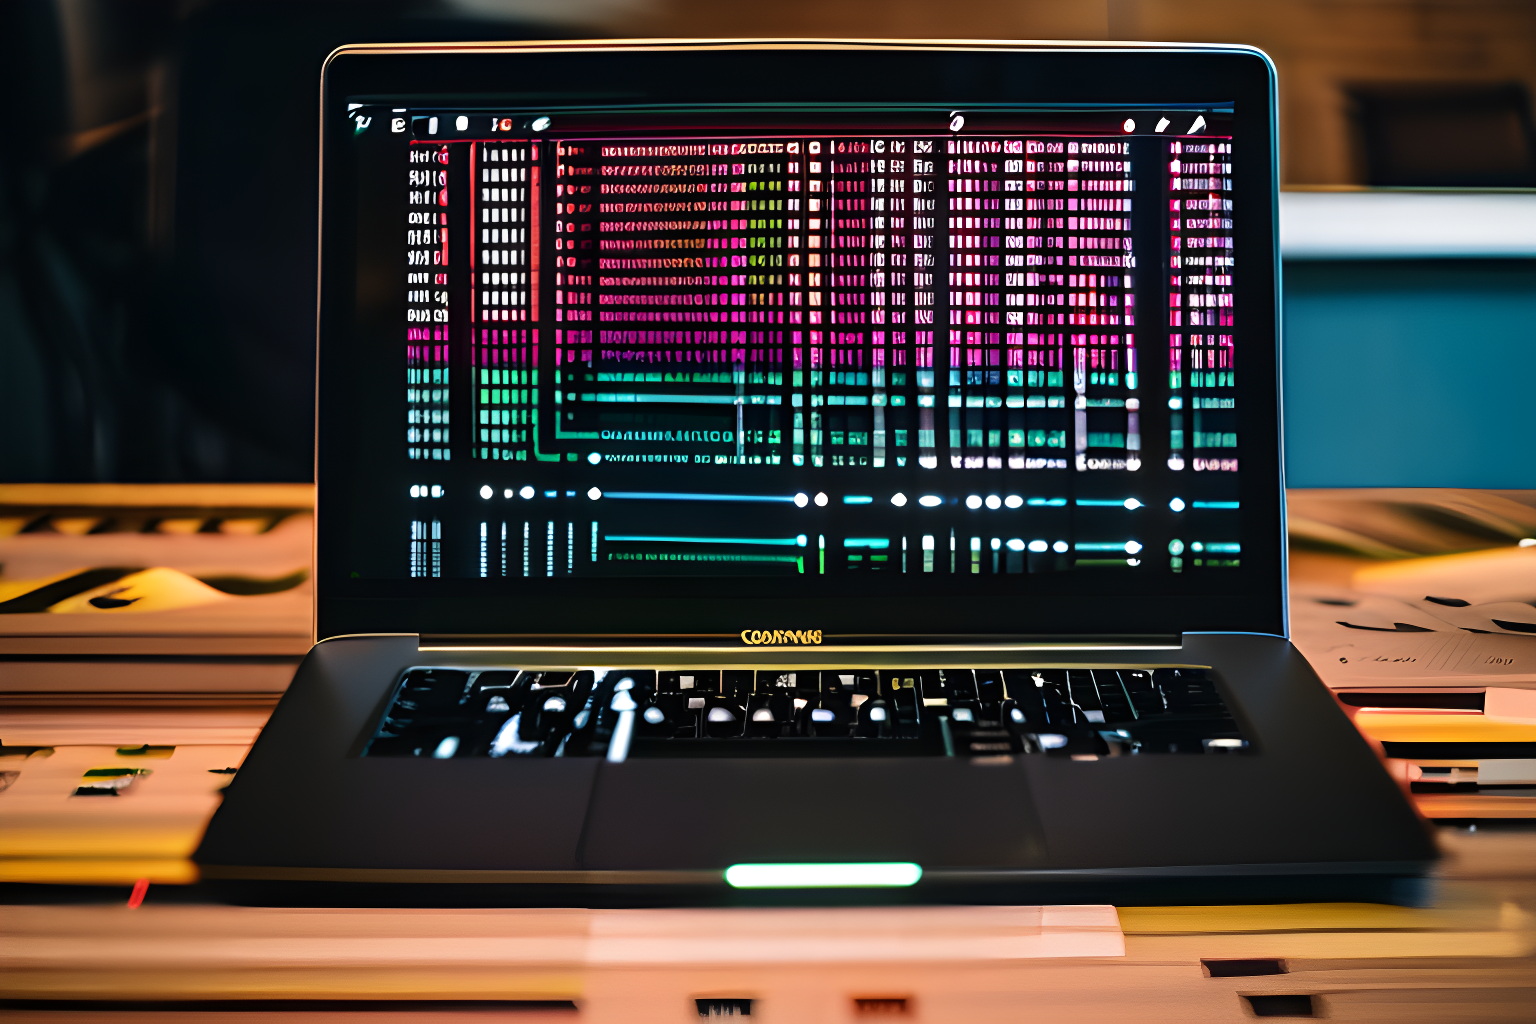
xmin=0 ymin=484 xmax=313 ymax=510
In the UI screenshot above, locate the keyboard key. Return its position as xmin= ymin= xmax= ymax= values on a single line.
xmin=757 ymin=669 xmax=815 ymax=693
xmin=945 ymin=701 xmax=982 ymax=723
xmin=800 ymin=694 xmax=855 ymax=737
xmin=1091 ymin=671 xmax=1136 ymax=722
xmin=1000 ymin=699 xmax=1036 ymax=733
xmin=521 ymin=670 xmax=573 ymax=692
xmin=396 ymin=669 xmax=471 ymax=714
xmin=702 ymin=696 xmax=747 ymax=738
xmin=659 ymin=670 xmax=719 ymax=694
xmin=638 ymin=693 xmax=700 ymax=738
xmin=1067 ymin=669 xmax=1105 ymax=722
xmin=950 ymin=722 xmax=1020 ymax=756
xmin=1120 ymin=669 xmax=1166 ymax=716
xmin=943 ymin=698 xmax=1023 ymax=756
xmin=919 ymin=669 xmax=977 ymax=703
xmin=562 ymin=675 xmax=621 ymax=756
xmin=473 ymin=670 xmax=518 ymax=691
xmin=880 ymin=670 xmax=921 ymax=698
xmin=522 ymin=691 xmax=578 ymax=750
xmin=879 ymin=672 xmax=924 ymax=736
xmin=721 ymin=671 xmax=755 ymax=698
xmin=602 ymin=669 xmax=654 ymax=692
xmin=1155 ymin=668 xmax=1226 ymax=712
xmin=855 ymin=697 xmax=898 ymax=738
xmin=1004 ymin=669 xmax=1076 ymax=728
xmin=746 ymin=692 xmax=794 ymax=737
xmin=974 ymin=669 xmax=1006 ymax=704
xmin=366 ymin=670 xmax=483 ymax=757
xmin=822 ymin=670 xmax=879 ymax=696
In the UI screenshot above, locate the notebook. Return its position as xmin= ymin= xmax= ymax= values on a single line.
xmin=196 ymin=40 xmax=1435 ymax=904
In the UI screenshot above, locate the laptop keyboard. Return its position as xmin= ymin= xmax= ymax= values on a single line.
xmin=363 ymin=666 xmax=1248 ymax=760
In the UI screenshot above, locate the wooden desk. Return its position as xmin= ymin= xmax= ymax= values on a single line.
xmin=3 ymin=701 xmax=1536 ymax=1022
xmin=4 ymin=485 xmax=1536 ymax=1019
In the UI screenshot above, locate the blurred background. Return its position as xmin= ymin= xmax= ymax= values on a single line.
xmin=2 ymin=0 xmax=1534 ymax=486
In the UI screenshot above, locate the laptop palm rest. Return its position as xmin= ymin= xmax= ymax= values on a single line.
xmin=579 ymin=759 xmax=1047 ymax=870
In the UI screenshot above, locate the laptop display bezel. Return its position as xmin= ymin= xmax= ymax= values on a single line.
xmin=314 ymin=40 xmax=1283 ymax=644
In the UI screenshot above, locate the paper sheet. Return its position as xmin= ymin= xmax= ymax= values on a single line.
xmin=1292 ymin=547 xmax=1536 ymax=689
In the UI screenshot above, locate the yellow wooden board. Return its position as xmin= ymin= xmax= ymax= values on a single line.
xmin=1355 ymin=712 xmax=1536 ymax=744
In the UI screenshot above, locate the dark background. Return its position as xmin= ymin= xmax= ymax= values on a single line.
xmin=0 ymin=0 xmax=572 ymax=483
xmin=3 ymin=0 xmax=1533 ymax=484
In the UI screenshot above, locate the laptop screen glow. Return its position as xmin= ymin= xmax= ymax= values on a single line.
xmin=350 ymin=105 xmax=1240 ymax=583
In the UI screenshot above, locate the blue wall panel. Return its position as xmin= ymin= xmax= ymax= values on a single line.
xmin=1282 ymin=260 xmax=1536 ymax=488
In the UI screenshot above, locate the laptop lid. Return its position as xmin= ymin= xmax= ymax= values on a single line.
xmin=315 ymin=40 xmax=1282 ymax=645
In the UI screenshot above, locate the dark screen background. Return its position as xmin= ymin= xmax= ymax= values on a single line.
xmin=336 ymin=102 xmax=1248 ymax=593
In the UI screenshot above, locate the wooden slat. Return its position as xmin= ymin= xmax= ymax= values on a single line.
xmin=0 ymin=484 xmax=313 ymax=510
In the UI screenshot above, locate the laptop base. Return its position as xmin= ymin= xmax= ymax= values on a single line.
xmin=195 ymin=633 xmax=1437 ymax=906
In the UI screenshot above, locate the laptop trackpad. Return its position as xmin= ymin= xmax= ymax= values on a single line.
xmin=578 ymin=759 xmax=1046 ymax=870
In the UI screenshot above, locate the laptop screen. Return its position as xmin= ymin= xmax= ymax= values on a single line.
xmin=320 ymin=44 xmax=1280 ymax=639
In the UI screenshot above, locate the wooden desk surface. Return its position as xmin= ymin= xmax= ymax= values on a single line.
xmin=3 ymin=701 xmax=1536 ymax=1022
xmin=4 ymin=486 xmax=1536 ymax=1019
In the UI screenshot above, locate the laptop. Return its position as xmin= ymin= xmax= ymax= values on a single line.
xmin=196 ymin=39 xmax=1436 ymax=905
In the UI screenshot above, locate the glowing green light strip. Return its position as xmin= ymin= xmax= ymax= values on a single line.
xmin=724 ymin=862 xmax=923 ymax=889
